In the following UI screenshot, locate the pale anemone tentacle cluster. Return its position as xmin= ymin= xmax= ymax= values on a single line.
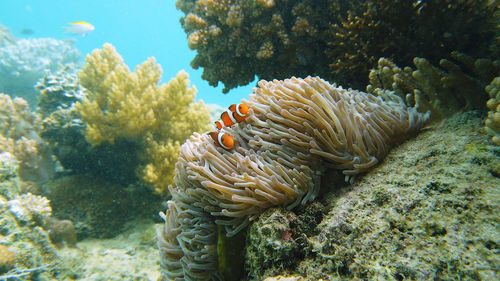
xmin=244 ymin=77 xmax=428 ymax=180
xmin=157 ymin=192 xmax=219 ymax=281
xmin=157 ymin=76 xmax=429 ymax=280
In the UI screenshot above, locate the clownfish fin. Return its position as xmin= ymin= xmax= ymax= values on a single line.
xmin=215 ymin=121 xmax=223 ymax=130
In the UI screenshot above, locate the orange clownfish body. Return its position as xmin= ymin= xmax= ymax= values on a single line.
xmin=209 ymin=131 xmax=234 ymax=151
xmin=215 ymin=103 xmax=249 ymax=130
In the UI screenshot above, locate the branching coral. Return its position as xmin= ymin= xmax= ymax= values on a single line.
xmin=157 ymin=76 xmax=429 ymax=280
xmin=367 ymin=54 xmax=500 ymax=120
xmin=35 ymin=64 xmax=91 ymax=174
xmin=176 ymin=0 xmax=335 ymax=92
xmin=7 ymin=193 xmax=51 ymax=223
xmin=175 ymin=0 xmax=498 ymax=93
xmin=75 ymin=43 xmax=211 ymax=193
xmin=327 ymin=0 xmax=497 ymax=87
xmin=35 ymin=64 xmax=85 ymax=118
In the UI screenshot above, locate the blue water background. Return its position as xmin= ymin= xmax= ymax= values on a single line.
xmin=0 ymin=0 xmax=254 ymax=105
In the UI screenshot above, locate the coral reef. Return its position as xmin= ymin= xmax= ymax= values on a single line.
xmin=35 ymin=64 xmax=85 ymax=118
xmin=0 ymin=94 xmax=55 ymax=184
xmin=7 ymin=193 xmax=51 ymax=224
xmin=326 ymin=0 xmax=497 ymax=87
xmin=0 ymin=38 xmax=80 ymax=107
xmin=0 ymin=169 xmax=79 ymax=280
xmin=40 ymin=110 xmax=140 ymax=185
xmin=34 ymin=61 xmax=147 ymax=184
xmin=75 ymin=43 xmax=210 ymax=146
xmin=246 ymin=208 xmax=301 ymax=279
xmin=367 ymin=54 xmax=500 ymax=120
xmin=176 ymin=0 xmax=497 ymax=92
xmin=245 ymin=111 xmax=499 ymax=280
xmin=0 ymin=93 xmax=40 ymax=141
xmin=75 ymin=43 xmax=211 ymax=193
xmin=0 ymin=24 xmax=16 ymax=47
xmin=157 ymin=76 xmax=429 ymax=280
xmin=485 ymin=76 xmax=500 ymax=145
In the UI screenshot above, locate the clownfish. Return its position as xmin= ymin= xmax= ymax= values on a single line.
xmin=209 ymin=131 xmax=234 ymax=151
xmin=215 ymin=103 xmax=249 ymax=130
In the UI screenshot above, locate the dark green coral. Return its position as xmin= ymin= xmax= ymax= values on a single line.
xmin=176 ymin=0 xmax=498 ymax=93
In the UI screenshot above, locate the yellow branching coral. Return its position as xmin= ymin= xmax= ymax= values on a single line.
xmin=76 ymin=44 xmax=159 ymax=145
xmin=157 ymin=76 xmax=429 ymax=280
xmin=75 ymin=44 xmax=211 ymax=193
xmin=142 ymin=139 xmax=181 ymax=194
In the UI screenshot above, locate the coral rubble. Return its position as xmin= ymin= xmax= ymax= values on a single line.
xmin=157 ymin=76 xmax=429 ymax=280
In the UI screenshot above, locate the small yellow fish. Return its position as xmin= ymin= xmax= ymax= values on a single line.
xmin=64 ymin=21 xmax=94 ymax=36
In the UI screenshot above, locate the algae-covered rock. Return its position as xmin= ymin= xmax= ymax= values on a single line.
xmin=0 ymin=244 xmax=16 ymax=274
xmin=245 ymin=111 xmax=499 ymax=280
xmin=48 ymin=175 xmax=134 ymax=239
xmin=0 ymin=191 xmax=80 ymax=280
xmin=246 ymin=208 xmax=301 ymax=280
